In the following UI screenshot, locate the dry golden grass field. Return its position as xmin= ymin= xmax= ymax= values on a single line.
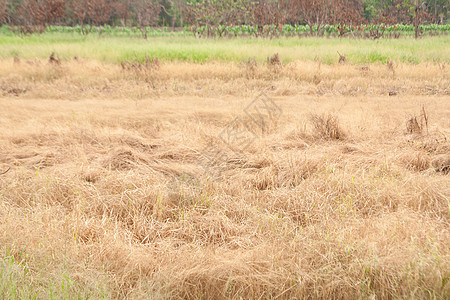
xmin=0 ymin=56 xmax=449 ymax=299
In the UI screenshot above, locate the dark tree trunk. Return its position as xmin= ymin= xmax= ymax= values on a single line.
xmin=414 ymin=5 xmax=419 ymax=39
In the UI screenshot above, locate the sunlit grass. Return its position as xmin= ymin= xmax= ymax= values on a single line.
xmin=0 ymin=33 xmax=448 ymax=64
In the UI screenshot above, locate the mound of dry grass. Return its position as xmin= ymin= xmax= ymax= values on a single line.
xmin=0 ymin=60 xmax=449 ymax=299
xmin=1 ymin=58 xmax=448 ymax=100
xmin=309 ymin=113 xmax=346 ymax=140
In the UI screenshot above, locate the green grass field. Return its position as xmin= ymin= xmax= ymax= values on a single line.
xmin=0 ymin=32 xmax=449 ymax=64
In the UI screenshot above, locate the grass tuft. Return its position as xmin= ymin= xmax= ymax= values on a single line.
xmin=309 ymin=113 xmax=346 ymax=140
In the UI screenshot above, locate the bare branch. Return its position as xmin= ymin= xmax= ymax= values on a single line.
xmin=0 ymin=167 xmax=10 ymax=175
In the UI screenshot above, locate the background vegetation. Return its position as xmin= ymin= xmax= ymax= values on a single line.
xmin=0 ymin=31 xmax=448 ymax=64
xmin=0 ymin=0 xmax=449 ymax=38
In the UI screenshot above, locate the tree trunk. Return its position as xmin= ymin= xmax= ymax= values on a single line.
xmin=434 ymin=0 xmax=437 ymax=22
xmin=140 ymin=27 xmax=147 ymax=39
xmin=414 ymin=5 xmax=419 ymax=39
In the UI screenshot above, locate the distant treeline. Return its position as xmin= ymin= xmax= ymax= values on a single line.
xmin=0 ymin=0 xmax=448 ymax=38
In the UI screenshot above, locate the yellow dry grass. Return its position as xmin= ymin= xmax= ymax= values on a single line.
xmin=0 ymin=58 xmax=449 ymax=299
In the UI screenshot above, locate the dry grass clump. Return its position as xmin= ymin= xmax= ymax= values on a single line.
xmin=309 ymin=113 xmax=346 ymax=140
xmin=267 ymin=53 xmax=282 ymax=66
xmin=398 ymin=150 xmax=431 ymax=172
xmin=0 ymin=60 xmax=449 ymax=299
xmin=0 ymin=58 xmax=448 ymax=99
xmin=13 ymin=54 xmax=20 ymax=65
xmin=337 ymin=51 xmax=346 ymax=64
xmin=250 ymin=154 xmax=322 ymax=190
xmin=119 ymin=55 xmax=160 ymax=83
xmin=387 ymin=58 xmax=395 ymax=77
xmin=121 ymin=55 xmax=160 ymax=71
xmin=242 ymin=57 xmax=258 ymax=79
xmin=406 ymin=105 xmax=429 ymax=135
xmin=432 ymin=155 xmax=450 ymax=174
xmin=145 ymin=55 xmax=160 ymax=69
xmin=1 ymin=85 xmax=27 ymax=96
xmin=267 ymin=53 xmax=283 ymax=74
xmin=48 ymin=52 xmax=61 ymax=65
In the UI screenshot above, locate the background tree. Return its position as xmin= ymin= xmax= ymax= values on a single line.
xmin=0 ymin=0 xmax=448 ymax=36
xmin=426 ymin=0 xmax=448 ymax=23
xmin=251 ymin=0 xmax=288 ymax=37
xmin=290 ymin=0 xmax=333 ymax=36
xmin=169 ymin=0 xmax=187 ymax=28
xmin=131 ymin=0 xmax=161 ymax=39
xmin=69 ymin=0 xmax=113 ymax=35
xmin=331 ymin=0 xmax=364 ymax=36
xmin=111 ymin=0 xmax=130 ymax=26
xmin=69 ymin=0 xmax=90 ymax=34
xmin=160 ymin=0 xmax=187 ymax=28
xmin=15 ymin=0 xmax=65 ymax=32
xmin=362 ymin=0 xmax=408 ymax=38
xmin=0 ymin=0 xmax=7 ymax=24
xmin=405 ymin=0 xmax=433 ymax=38
xmin=45 ymin=0 xmax=65 ymax=24
xmin=89 ymin=0 xmax=113 ymax=35
xmin=186 ymin=0 xmax=255 ymax=37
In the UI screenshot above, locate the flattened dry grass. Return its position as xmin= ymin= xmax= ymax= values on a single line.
xmin=0 ymin=58 xmax=449 ymax=100
xmin=0 ymin=59 xmax=449 ymax=299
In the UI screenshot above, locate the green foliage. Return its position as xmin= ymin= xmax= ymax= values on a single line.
xmin=1 ymin=22 xmax=449 ymax=41
xmin=0 ymin=252 xmax=109 ymax=299
xmin=0 ymin=31 xmax=448 ymax=65
xmin=38 ymin=23 xmax=450 ymax=36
